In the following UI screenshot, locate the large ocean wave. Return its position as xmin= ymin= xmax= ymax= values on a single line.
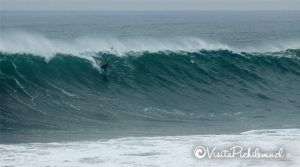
xmin=1 ymin=46 xmax=300 ymax=134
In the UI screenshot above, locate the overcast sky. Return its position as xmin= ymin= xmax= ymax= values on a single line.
xmin=0 ymin=0 xmax=299 ymax=11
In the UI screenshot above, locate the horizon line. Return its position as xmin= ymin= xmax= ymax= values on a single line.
xmin=1 ymin=10 xmax=300 ymax=12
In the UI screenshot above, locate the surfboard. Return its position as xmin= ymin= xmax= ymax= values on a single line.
xmin=98 ymin=68 xmax=105 ymax=74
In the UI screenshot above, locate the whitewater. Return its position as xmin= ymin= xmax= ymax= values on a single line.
xmin=1 ymin=129 xmax=300 ymax=167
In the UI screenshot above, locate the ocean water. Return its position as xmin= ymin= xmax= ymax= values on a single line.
xmin=1 ymin=11 xmax=300 ymax=166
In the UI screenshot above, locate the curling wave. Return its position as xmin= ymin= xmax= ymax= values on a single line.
xmin=1 ymin=49 xmax=300 ymax=133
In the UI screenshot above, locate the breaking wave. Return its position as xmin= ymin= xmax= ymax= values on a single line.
xmin=1 ymin=33 xmax=300 ymax=134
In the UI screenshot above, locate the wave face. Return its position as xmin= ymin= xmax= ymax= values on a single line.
xmin=1 ymin=49 xmax=300 ymax=134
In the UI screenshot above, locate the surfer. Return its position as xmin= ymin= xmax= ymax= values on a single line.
xmin=99 ymin=63 xmax=109 ymax=81
xmin=96 ymin=61 xmax=109 ymax=75
xmin=101 ymin=63 xmax=109 ymax=71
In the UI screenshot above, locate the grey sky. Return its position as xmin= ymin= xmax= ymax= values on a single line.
xmin=0 ymin=0 xmax=299 ymax=11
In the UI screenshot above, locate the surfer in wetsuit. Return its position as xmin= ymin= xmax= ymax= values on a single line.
xmin=101 ymin=63 xmax=109 ymax=70
xmin=96 ymin=61 xmax=109 ymax=74
xmin=100 ymin=63 xmax=109 ymax=74
xmin=99 ymin=63 xmax=109 ymax=81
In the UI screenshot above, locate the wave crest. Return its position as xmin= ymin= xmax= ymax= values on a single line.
xmin=0 ymin=31 xmax=230 ymax=58
xmin=1 ymin=31 xmax=300 ymax=59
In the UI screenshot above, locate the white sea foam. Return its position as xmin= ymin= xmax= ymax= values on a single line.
xmin=1 ymin=129 xmax=299 ymax=167
xmin=241 ymin=40 xmax=300 ymax=53
xmin=0 ymin=31 xmax=230 ymax=58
